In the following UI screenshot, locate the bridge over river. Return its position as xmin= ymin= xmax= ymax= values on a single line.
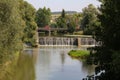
xmin=37 ymin=27 xmax=68 ymax=37
xmin=38 ymin=27 xmax=68 ymax=32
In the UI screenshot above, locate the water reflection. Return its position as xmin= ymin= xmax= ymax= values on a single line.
xmin=0 ymin=51 xmax=35 ymax=80
xmin=60 ymin=51 xmax=65 ymax=67
xmin=81 ymin=61 xmax=96 ymax=75
xmin=34 ymin=47 xmax=95 ymax=80
xmin=14 ymin=52 xmax=35 ymax=80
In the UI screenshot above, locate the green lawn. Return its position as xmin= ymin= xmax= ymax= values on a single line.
xmin=68 ymin=50 xmax=90 ymax=59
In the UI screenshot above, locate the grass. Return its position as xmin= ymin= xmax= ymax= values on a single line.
xmin=68 ymin=50 xmax=90 ymax=59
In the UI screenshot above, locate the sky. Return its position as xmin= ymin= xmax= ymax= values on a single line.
xmin=25 ymin=0 xmax=101 ymax=12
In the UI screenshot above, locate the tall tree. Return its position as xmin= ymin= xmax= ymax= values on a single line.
xmin=67 ymin=15 xmax=77 ymax=33
xmin=21 ymin=1 xmax=37 ymax=46
xmin=36 ymin=7 xmax=51 ymax=27
xmin=56 ymin=17 xmax=67 ymax=28
xmin=81 ymin=4 xmax=99 ymax=35
xmin=0 ymin=0 xmax=24 ymax=63
xmin=67 ymin=13 xmax=83 ymax=33
xmin=61 ymin=9 xmax=65 ymax=18
xmin=56 ymin=9 xmax=67 ymax=28
xmin=90 ymin=0 xmax=120 ymax=80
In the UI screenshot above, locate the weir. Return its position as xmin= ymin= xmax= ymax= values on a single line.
xmin=78 ymin=37 xmax=97 ymax=47
xmin=39 ymin=37 xmax=77 ymax=46
xmin=38 ymin=36 xmax=98 ymax=47
xmin=37 ymin=27 xmax=97 ymax=47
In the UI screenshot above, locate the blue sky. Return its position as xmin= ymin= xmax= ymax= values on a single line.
xmin=25 ymin=0 xmax=101 ymax=12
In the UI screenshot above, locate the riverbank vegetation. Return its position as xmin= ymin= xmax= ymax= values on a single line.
xmin=0 ymin=0 xmax=23 ymax=64
xmin=0 ymin=0 xmax=36 ymax=79
xmin=68 ymin=50 xmax=90 ymax=59
xmin=21 ymin=1 xmax=37 ymax=47
xmin=85 ymin=0 xmax=120 ymax=80
xmin=0 ymin=0 xmax=37 ymax=62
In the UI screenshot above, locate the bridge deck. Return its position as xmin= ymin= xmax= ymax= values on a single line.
xmin=38 ymin=28 xmax=68 ymax=31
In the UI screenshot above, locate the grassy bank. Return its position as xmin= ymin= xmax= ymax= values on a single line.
xmin=68 ymin=50 xmax=90 ymax=59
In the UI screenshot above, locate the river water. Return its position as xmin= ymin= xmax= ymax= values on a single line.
xmin=23 ymin=47 xmax=95 ymax=80
xmin=0 ymin=47 xmax=95 ymax=80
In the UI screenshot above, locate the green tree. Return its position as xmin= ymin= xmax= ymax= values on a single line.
xmin=73 ymin=13 xmax=83 ymax=29
xmin=56 ymin=17 xmax=67 ymax=28
xmin=67 ymin=13 xmax=83 ymax=33
xmin=36 ymin=7 xmax=51 ymax=27
xmin=21 ymin=1 xmax=37 ymax=46
xmin=0 ymin=0 xmax=24 ymax=63
xmin=81 ymin=4 xmax=99 ymax=35
xmin=67 ymin=16 xmax=76 ymax=33
xmin=56 ymin=9 xmax=67 ymax=28
xmin=90 ymin=1 xmax=120 ymax=80
xmin=61 ymin=9 xmax=65 ymax=18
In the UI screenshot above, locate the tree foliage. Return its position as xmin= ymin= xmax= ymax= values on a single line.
xmin=67 ymin=13 xmax=83 ymax=33
xmin=67 ymin=16 xmax=77 ymax=33
xmin=21 ymin=1 xmax=37 ymax=46
xmin=56 ymin=9 xmax=67 ymax=28
xmin=81 ymin=4 xmax=100 ymax=35
xmin=61 ymin=9 xmax=65 ymax=18
xmin=56 ymin=17 xmax=67 ymax=28
xmin=0 ymin=0 xmax=24 ymax=63
xmin=89 ymin=1 xmax=120 ymax=80
xmin=56 ymin=9 xmax=82 ymax=34
xmin=36 ymin=7 xmax=51 ymax=27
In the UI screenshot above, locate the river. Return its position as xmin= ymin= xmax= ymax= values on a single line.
xmin=0 ymin=47 xmax=95 ymax=80
xmin=23 ymin=46 xmax=95 ymax=80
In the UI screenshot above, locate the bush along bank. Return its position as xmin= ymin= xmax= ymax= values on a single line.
xmin=68 ymin=50 xmax=90 ymax=59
